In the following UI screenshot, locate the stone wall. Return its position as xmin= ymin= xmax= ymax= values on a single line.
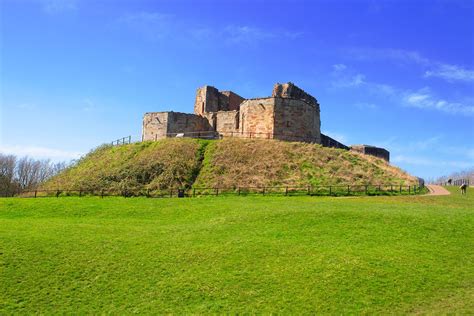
xmin=142 ymin=112 xmax=212 ymax=141
xmin=215 ymin=110 xmax=239 ymax=136
xmin=273 ymin=98 xmax=321 ymax=142
xmin=320 ymin=134 xmax=349 ymax=150
xmin=194 ymin=86 xmax=244 ymax=115
xmin=142 ymin=112 xmax=169 ymax=141
xmin=272 ymin=82 xmax=318 ymax=106
xmin=239 ymin=98 xmax=275 ymax=138
xmin=350 ymin=145 xmax=390 ymax=162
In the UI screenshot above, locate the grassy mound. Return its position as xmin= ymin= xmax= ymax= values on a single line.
xmin=43 ymin=138 xmax=208 ymax=192
xmin=43 ymin=138 xmax=416 ymax=192
xmin=194 ymin=138 xmax=416 ymax=188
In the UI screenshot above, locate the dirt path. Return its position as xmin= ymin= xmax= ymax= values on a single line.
xmin=426 ymin=185 xmax=451 ymax=196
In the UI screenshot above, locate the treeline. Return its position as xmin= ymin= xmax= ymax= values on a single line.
xmin=0 ymin=154 xmax=67 ymax=196
xmin=432 ymin=167 xmax=474 ymax=184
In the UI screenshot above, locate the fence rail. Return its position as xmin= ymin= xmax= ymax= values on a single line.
xmin=2 ymin=184 xmax=424 ymax=198
xmin=111 ymin=136 xmax=132 ymax=146
xmin=439 ymin=179 xmax=470 ymax=186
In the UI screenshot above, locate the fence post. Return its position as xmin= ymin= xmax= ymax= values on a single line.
xmin=390 ymin=185 xmax=393 ymax=192
xmin=365 ymin=185 xmax=368 ymax=195
xmin=262 ymin=187 xmax=265 ymax=195
xmin=408 ymin=185 xmax=411 ymax=194
xmin=400 ymin=185 xmax=402 ymax=193
xmin=329 ymin=186 xmax=332 ymax=196
xmin=56 ymin=190 xmax=60 ymax=198
xmin=238 ymin=187 xmax=240 ymax=196
xmin=128 ymin=135 xmax=131 ymax=144
xmin=215 ymin=188 xmax=219 ymax=196
xmin=347 ymin=185 xmax=350 ymax=195
xmin=34 ymin=190 xmax=37 ymax=198
xmin=193 ymin=188 xmax=196 ymax=197
xmin=307 ymin=185 xmax=311 ymax=195
xmin=285 ymin=186 xmax=288 ymax=196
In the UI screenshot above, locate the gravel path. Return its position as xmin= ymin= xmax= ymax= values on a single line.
xmin=426 ymin=185 xmax=451 ymax=196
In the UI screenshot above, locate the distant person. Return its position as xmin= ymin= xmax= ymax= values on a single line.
xmin=460 ymin=183 xmax=467 ymax=195
xmin=447 ymin=178 xmax=452 ymax=185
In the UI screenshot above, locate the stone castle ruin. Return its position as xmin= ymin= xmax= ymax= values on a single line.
xmin=142 ymin=82 xmax=390 ymax=161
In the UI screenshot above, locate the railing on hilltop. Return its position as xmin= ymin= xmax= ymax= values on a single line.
xmin=3 ymin=184 xmax=425 ymax=198
xmin=441 ymin=178 xmax=470 ymax=186
xmin=111 ymin=136 xmax=132 ymax=146
xmin=150 ymin=131 xmax=322 ymax=143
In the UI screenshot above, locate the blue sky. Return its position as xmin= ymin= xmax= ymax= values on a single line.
xmin=1 ymin=0 xmax=473 ymax=180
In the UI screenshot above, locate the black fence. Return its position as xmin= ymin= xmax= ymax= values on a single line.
xmin=3 ymin=184 xmax=424 ymax=198
xmin=441 ymin=179 xmax=470 ymax=186
xmin=111 ymin=136 xmax=132 ymax=146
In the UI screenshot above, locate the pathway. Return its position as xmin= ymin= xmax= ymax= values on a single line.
xmin=426 ymin=185 xmax=451 ymax=196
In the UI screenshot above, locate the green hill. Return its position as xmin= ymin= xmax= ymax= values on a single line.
xmin=43 ymin=138 xmax=417 ymax=193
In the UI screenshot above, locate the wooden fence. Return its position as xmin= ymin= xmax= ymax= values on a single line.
xmin=2 ymin=184 xmax=424 ymax=198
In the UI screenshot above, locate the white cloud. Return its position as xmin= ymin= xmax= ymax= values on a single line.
xmin=332 ymin=64 xmax=347 ymax=72
xmin=39 ymin=0 xmax=77 ymax=14
xmin=424 ymin=64 xmax=474 ymax=82
xmin=355 ymin=102 xmax=378 ymax=109
xmin=392 ymin=155 xmax=474 ymax=169
xmin=118 ymin=12 xmax=174 ymax=40
xmin=0 ymin=145 xmax=83 ymax=161
xmin=349 ymin=48 xmax=430 ymax=66
xmin=403 ymin=88 xmax=474 ymax=116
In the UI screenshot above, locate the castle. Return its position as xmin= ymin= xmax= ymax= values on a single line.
xmin=142 ymin=82 xmax=390 ymax=161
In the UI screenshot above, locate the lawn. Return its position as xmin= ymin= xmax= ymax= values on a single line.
xmin=1 ymin=187 xmax=473 ymax=313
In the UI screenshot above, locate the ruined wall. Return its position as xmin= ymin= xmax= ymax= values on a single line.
xmin=239 ymin=98 xmax=275 ymax=138
xmin=215 ymin=110 xmax=240 ymax=136
xmin=320 ymin=134 xmax=349 ymax=150
xmin=220 ymin=91 xmax=245 ymax=111
xmin=272 ymin=82 xmax=318 ymax=106
xmin=351 ymin=145 xmax=390 ymax=162
xmin=194 ymin=86 xmax=244 ymax=115
xmin=142 ymin=112 xmax=169 ymax=141
xmin=142 ymin=112 xmax=212 ymax=141
xmin=273 ymin=98 xmax=321 ymax=143
xmin=194 ymin=86 xmax=220 ymax=115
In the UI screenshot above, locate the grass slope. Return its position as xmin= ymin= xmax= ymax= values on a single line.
xmin=0 ymin=187 xmax=472 ymax=313
xmin=44 ymin=138 xmax=416 ymax=193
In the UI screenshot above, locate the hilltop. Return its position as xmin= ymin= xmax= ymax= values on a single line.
xmin=43 ymin=138 xmax=417 ymax=193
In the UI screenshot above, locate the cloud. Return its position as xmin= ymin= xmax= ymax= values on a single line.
xmin=424 ymin=64 xmax=474 ymax=82
xmin=403 ymin=88 xmax=474 ymax=116
xmin=118 ymin=12 xmax=174 ymax=41
xmin=355 ymin=102 xmax=378 ymax=109
xmin=349 ymin=48 xmax=430 ymax=66
xmin=223 ymin=25 xmax=276 ymax=44
xmin=348 ymin=47 xmax=474 ymax=83
xmin=392 ymin=155 xmax=474 ymax=169
xmin=0 ymin=145 xmax=83 ymax=161
xmin=331 ymin=64 xmax=473 ymax=116
xmin=39 ymin=0 xmax=77 ymax=14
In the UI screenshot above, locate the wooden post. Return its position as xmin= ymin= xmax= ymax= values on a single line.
xmin=365 ymin=185 xmax=368 ymax=195
xmin=169 ymin=188 xmax=172 ymax=198
xmin=128 ymin=135 xmax=131 ymax=144
xmin=193 ymin=188 xmax=196 ymax=197
xmin=390 ymin=185 xmax=393 ymax=192
xmin=347 ymin=185 xmax=350 ymax=195
xmin=101 ymin=189 xmax=104 ymax=198
xmin=400 ymin=185 xmax=402 ymax=193
xmin=285 ymin=186 xmax=288 ymax=196
xmin=79 ymin=189 xmax=82 ymax=197
xmin=329 ymin=186 xmax=332 ymax=196
xmin=34 ymin=190 xmax=37 ymax=198
xmin=262 ymin=187 xmax=265 ymax=195
xmin=238 ymin=187 xmax=240 ymax=196
xmin=56 ymin=190 xmax=60 ymax=198
xmin=307 ymin=185 xmax=311 ymax=195
xmin=408 ymin=186 xmax=411 ymax=194
xmin=216 ymin=188 xmax=219 ymax=196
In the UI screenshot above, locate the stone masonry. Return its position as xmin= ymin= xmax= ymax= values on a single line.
xmin=142 ymin=82 xmax=390 ymax=161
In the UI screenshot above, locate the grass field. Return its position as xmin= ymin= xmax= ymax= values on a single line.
xmin=1 ymin=187 xmax=473 ymax=313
